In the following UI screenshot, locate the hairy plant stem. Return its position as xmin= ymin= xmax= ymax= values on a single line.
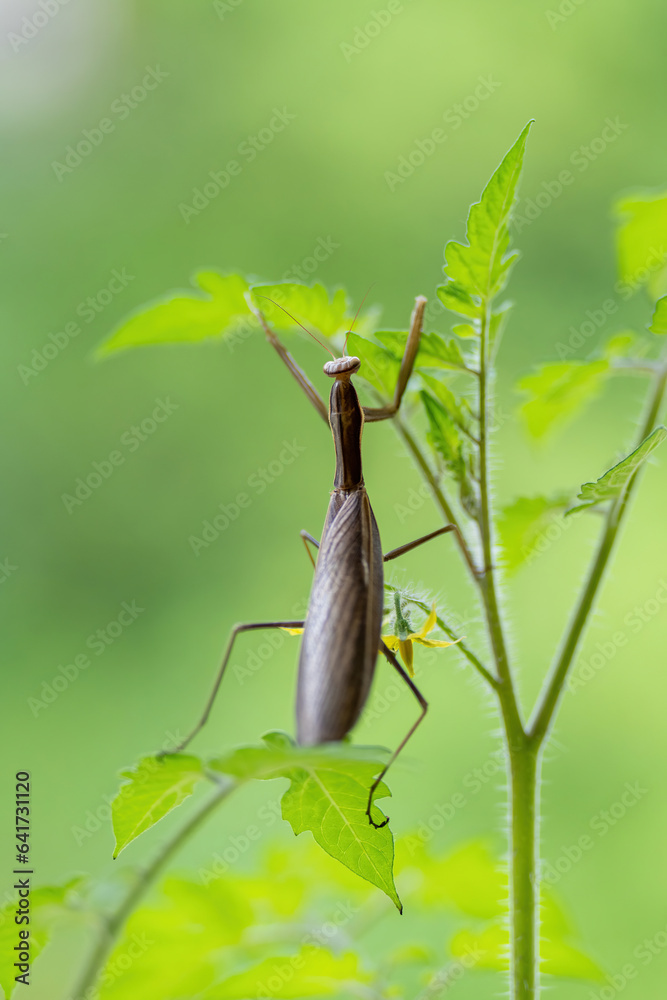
xmin=69 ymin=777 xmax=235 ymax=1000
xmin=509 ymin=743 xmax=540 ymax=1000
xmin=529 ymin=361 xmax=667 ymax=742
xmin=476 ymin=301 xmax=535 ymax=999
xmin=397 ymin=321 xmax=667 ymax=998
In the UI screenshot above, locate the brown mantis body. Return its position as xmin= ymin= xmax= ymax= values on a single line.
xmin=169 ymin=295 xmax=456 ymax=825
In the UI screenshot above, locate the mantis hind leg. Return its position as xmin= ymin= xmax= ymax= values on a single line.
xmin=366 ymin=641 xmax=428 ymax=829
xmin=161 ymin=619 xmax=305 ymax=755
xmin=300 ymin=529 xmax=320 ymax=569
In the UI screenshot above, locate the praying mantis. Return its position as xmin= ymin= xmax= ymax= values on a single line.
xmin=168 ymin=294 xmax=458 ymax=826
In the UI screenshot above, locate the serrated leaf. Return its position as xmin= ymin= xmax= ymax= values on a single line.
xmin=518 ymin=359 xmax=609 ymax=439
xmin=648 ymin=295 xmax=667 ymax=334
xmin=204 ymin=948 xmax=372 ymax=999
xmin=99 ymin=272 xmax=252 ymax=355
xmin=614 ymin=192 xmax=667 ymax=300
xmin=345 ymin=331 xmax=400 ymax=396
xmin=568 ymin=426 xmax=667 ymax=514
xmin=112 ymin=755 xmax=205 ymax=858
xmin=420 ymin=373 xmax=469 ymax=432
xmin=373 ymin=328 xmax=471 ymax=373
xmin=443 ymin=122 xmax=532 ymax=301
xmin=0 ymin=879 xmax=83 ymax=998
xmin=437 ymin=280 xmax=480 ymax=319
xmin=498 ymin=494 xmax=570 ymax=572
xmin=421 ymin=391 xmax=466 ymax=479
xmin=417 ymin=332 xmax=470 ymax=372
xmin=250 ymin=283 xmax=353 ymax=338
xmin=211 ymin=733 xmax=400 ymax=910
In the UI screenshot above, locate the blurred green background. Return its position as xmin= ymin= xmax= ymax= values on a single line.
xmin=2 ymin=0 xmax=667 ymax=996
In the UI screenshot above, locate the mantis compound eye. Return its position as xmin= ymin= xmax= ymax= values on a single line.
xmin=323 ymin=356 xmax=361 ymax=377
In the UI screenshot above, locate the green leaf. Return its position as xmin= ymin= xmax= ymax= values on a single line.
xmin=99 ymin=272 xmax=251 ymax=355
xmin=442 ymin=122 xmax=532 ymax=302
xmin=614 ymin=192 xmax=667 ymax=300
xmin=111 ymin=755 xmax=205 ymax=858
xmin=417 ymin=332 xmax=470 ymax=372
xmin=568 ymin=426 xmax=667 ymax=514
xmin=498 ymin=494 xmax=570 ymax=572
xmin=204 ymin=948 xmax=372 ymax=999
xmin=420 ymin=373 xmax=469 ymax=432
xmin=518 ymin=359 xmax=609 ymax=439
xmin=250 ymin=283 xmax=353 ymax=338
xmin=421 ymin=391 xmax=466 ymax=479
xmin=421 ymin=390 xmax=478 ymax=516
xmin=0 ymin=879 xmax=83 ymax=998
xmin=437 ymin=280 xmax=480 ymax=319
xmin=211 ymin=733 xmax=401 ymax=911
xmin=345 ymin=331 xmax=400 ymax=396
xmin=648 ymin=295 xmax=667 ymax=334
xmin=373 ymin=328 xmax=471 ymax=373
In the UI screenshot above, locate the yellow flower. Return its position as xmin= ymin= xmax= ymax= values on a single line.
xmin=383 ymin=604 xmax=461 ymax=677
xmin=282 ymin=604 xmax=461 ymax=678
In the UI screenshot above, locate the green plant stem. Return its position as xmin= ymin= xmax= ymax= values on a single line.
xmin=69 ymin=777 xmax=235 ymax=1000
xmin=476 ymin=303 xmax=523 ymax=735
xmin=509 ymin=744 xmax=540 ymax=1000
xmin=529 ymin=362 xmax=667 ymax=743
xmin=476 ymin=299 xmax=536 ymax=999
